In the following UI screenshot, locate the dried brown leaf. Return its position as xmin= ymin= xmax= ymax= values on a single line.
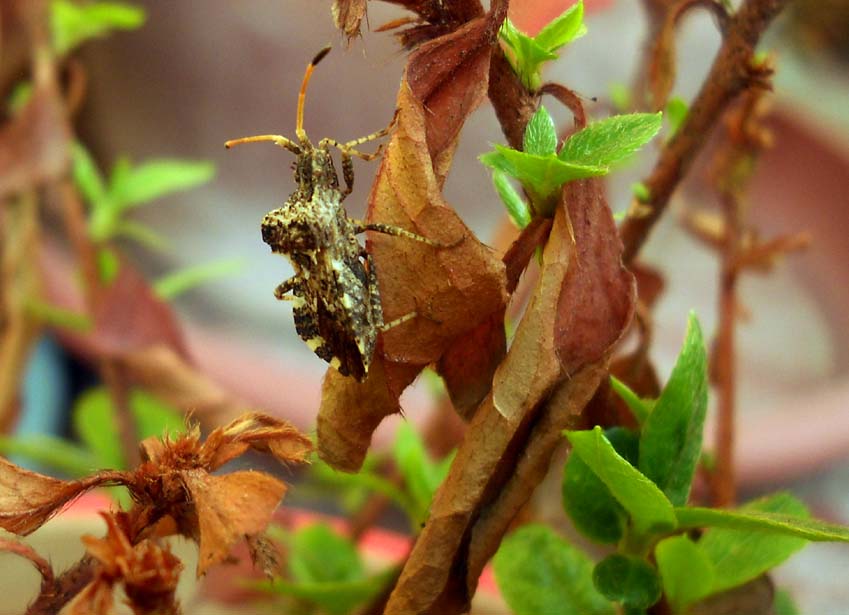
xmin=81 ymin=512 xmax=183 ymax=615
xmin=0 ymin=84 xmax=70 ymax=199
xmin=332 ymin=0 xmax=367 ymax=40
xmin=387 ymin=180 xmax=635 ymax=613
xmin=201 ymin=411 xmax=313 ymax=470
xmin=245 ymin=533 xmax=281 ymax=579
xmin=0 ymin=458 xmax=123 ymax=535
xmin=182 ymin=469 xmax=287 ymax=576
xmin=65 ymin=578 xmax=116 ymax=615
xmin=318 ymin=6 xmax=508 ymax=469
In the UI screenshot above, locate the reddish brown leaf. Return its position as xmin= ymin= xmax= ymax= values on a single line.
xmin=0 ymin=458 xmax=123 ymax=535
xmin=554 ymin=179 xmax=636 ymax=373
xmin=0 ymin=84 xmax=70 ymax=199
xmin=502 ymin=216 xmax=553 ymax=294
xmin=181 ymin=469 xmax=286 ymax=576
xmin=317 ymin=6 xmax=508 ymax=469
xmin=332 ymin=0 xmax=367 ymax=40
xmin=631 ymin=261 xmax=665 ymax=308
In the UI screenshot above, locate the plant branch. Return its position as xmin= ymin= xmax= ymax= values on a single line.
xmin=619 ymin=0 xmax=790 ymax=264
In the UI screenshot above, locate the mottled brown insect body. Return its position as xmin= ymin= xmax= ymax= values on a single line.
xmin=227 ymin=48 xmax=430 ymax=380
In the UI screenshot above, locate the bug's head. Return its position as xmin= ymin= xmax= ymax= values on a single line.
xmin=261 ymin=210 xmax=316 ymax=253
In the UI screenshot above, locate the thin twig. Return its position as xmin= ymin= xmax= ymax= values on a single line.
xmin=620 ymin=0 xmax=790 ymax=264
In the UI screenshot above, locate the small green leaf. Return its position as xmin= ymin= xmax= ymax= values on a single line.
xmin=523 ymin=106 xmax=558 ymax=156
xmin=481 ymin=146 xmax=605 ymax=215
xmin=51 ymin=0 xmax=146 ymax=56
xmin=558 ymin=113 xmax=662 ymax=168
xmin=0 ymin=434 xmax=100 ymax=477
xmin=393 ymin=422 xmax=454 ymax=525
xmin=72 ymin=142 xmax=108 ymax=211
xmin=665 ymin=97 xmax=689 ymax=138
xmin=128 ymin=390 xmax=185 ymax=440
xmin=639 ymin=313 xmax=708 ymax=506
xmin=97 ymin=247 xmax=121 ymax=283
xmin=631 ymin=181 xmax=650 ymax=203
xmin=774 ymin=589 xmax=801 ymax=615
xmin=110 ymin=159 xmax=215 ymax=209
xmin=592 ymin=554 xmax=661 ymax=609
xmin=609 ymin=376 xmax=653 ymax=425
xmin=25 ymin=298 xmax=92 ymax=332
xmin=153 ymin=258 xmax=243 ymax=300
xmin=499 ymin=18 xmax=557 ymax=91
xmin=259 ymin=568 xmax=397 ymax=615
xmin=73 ymin=387 xmax=126 ymax=470
xmin=288 ymin=524 xmax=364 ymax=584
xmin=533 ymin=1 xmax=586 ymax=52
xmin=113 ymin=220 xmax=169 ymax=251
xmin=494 ymin=524 xmax=615 ymax=615
xmin=7 ymin=82 xmax=33 ymax=115
xmin=609 ymin=83 xmax=631 ymax=112
xmin=655 ymin=535 xmax=715 ymax=611
xmin=566 ymin=427 xmax=676 ymax=535
xmin=562 ymin=427 xmax=638 ymax=544
xmin=694 ymin=493 xmax=810 ymax=595
xmin=492 ymin=171 xmax=531 ymax=229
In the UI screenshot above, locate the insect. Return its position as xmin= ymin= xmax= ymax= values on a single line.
xmin=225 ymin=47 xmax=435 ymax=381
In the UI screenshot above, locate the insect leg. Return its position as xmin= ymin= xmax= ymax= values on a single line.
xmin=353 ymin=220 xmax=438 ymax=246
xmin=273 ymin=276 xmax=302 ymax=301
xmin=225 ymin=134 xmax=301 ymax=155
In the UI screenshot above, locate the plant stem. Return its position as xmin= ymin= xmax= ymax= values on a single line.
xmin=620 ymin=0 xmax=790 ymax=264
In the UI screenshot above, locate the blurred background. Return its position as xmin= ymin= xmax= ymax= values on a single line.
xmin=3 ymin=0 xmax=849 ymax=612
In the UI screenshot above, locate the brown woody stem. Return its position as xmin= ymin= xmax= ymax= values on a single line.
xmin=620 ymin=0 xmax=790 ymax=264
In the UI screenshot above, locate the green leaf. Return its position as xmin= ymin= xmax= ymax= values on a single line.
xmin=73 ymin=387 xmax=127 ymax=470
xmin=113 ymin=220 xmax=169 ymax=251
xmin=631 ymin=181 xmax=650 ymax=203
xmin=72 ymin=142 xmax=108 ymax=210
xmin=558 ymin=112 xmax=663 ymax=168
xmin=25 ymin=298 xmax=92 ymax=332
xmin=562 ymin=427 xmax=638 ymax=544
xmin=154 ymin=258 xmax=243 ymax=300
xmin=655 ymin=535 xmax=715 ymax=611
xmin=51 ymin=0 xmax=146 ymax=56
xmin=609 ymin=83 xmax=631 ymax=113
xmin=309 ymin=457 xmax=420 ymax=528
xmin=259 ymin=568 xmax=397 ymax=615
xmin=480 ymin=146 xmax=605 ymax=215
xmin=0 ymin=434 xmax=101 ymax=477
xmin=608 ymin=376 xmax=652 ymax=425
xmin=592 ymin=554 xmax=661 ymax=609
xmin=665 ymin=97 xmax=689 ymax=139
xmin=492 ymin=171 xmax=531 ymax=228
xmin=639 ymin=313 xmax=708 ymax=506
xmin=289 ymin=524 xmax=364 ymax=584
xmin=392 ymin=422 xmax=454 ymax=526
xmin=7 ymin=82 xmax=33 ymax=116
xmin=676 ymin=505 xmax=849 ymax=543
xmin=128 ymin=390 xmax=185 ymax=440
xmin=494 ymin=524 xmax=615 ymax=615
xmin=499 ymin=18 xmax=557 ymax=91
xmin=110 ymin=159 xmax=215 ymax=209
xmin=565 ymin=427 xmax=676 ymax=535
xmin=97 ymin=247 xmax=121 ymax=284
xmin=523 ymin=106 xmax=558 ymax=156
xmin=534 ymin=1 xmax=586 ymax=51
xmin=694 ymin=493 xmax=810 ymax=595
xmin=774 ymin=589 xmax=801 ymax=615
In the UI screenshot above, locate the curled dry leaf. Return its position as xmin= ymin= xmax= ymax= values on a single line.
xmin=70 ymin=512 xmax=183 ymax=615
xmin=0 ymin=457 xmax=123 ymax=535
xmin=318 ymin=5 xmax=509 ymax=470
xmin=386 ymin=179 xmax=635 ymax=613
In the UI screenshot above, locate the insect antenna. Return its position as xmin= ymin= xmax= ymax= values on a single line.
xmin=296 ymin=45 xmax=331 ymax=143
